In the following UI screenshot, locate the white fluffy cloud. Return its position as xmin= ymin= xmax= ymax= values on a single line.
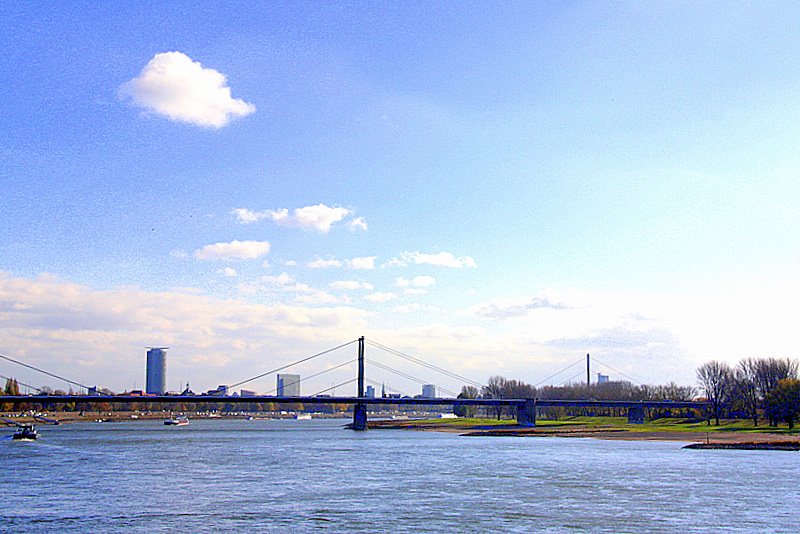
xmin=233 ymin=204 xmax=362 ymax=234
xmin=231 ymin=208 xmax=269 ymax=224
xmin=120 ymin=51 xmax=255 ymax=128
xmin=349 ymin=256 xmax=376 ymax=270
xmin=219 ymin=267 xmax=238 ymax=277
xmin=387 ymin=252 xmax=477 ymax=269
xmin=194 ymin=240 xmax=271 ymax=261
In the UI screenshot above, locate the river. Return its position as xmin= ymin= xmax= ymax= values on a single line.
xmin=2 ymin=418 xmax=798 ymax=532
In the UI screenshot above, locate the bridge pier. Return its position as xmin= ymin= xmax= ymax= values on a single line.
xmin=516 ymin=399 xmax=536 ymax=427
xmin=353 ymin=403 xmax=368 ymax=431
xmin=627 ymin=405 xmax=645 ymax=424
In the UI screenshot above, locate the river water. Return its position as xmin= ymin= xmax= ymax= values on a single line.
xmin=2 ymin=418 xmax=798 ymax=532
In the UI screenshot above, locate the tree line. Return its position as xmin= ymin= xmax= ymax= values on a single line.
xmin=696 ymin=357 xmax=800 ymax=427
xmin=455 ymin=375 xmax=696 ymax=420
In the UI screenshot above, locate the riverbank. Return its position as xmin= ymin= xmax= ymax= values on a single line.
xmin=368 ymin=416 xmax=800 ymax=448
xmin=2 ymin=410 xmax=350 ymax=424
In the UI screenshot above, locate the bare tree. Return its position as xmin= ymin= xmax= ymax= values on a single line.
xmin=482 ymin=376 xmax=508 ymax=420
xmin=735 ymin=358 xmax=760 ymax=426
xmin=696 ymin=360 xmax=733 ymax=425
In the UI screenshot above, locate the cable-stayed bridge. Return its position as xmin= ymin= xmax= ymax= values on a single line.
xmin=1 ymin=336 xmax=707 ymax=430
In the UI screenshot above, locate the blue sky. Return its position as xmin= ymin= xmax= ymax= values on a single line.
xmin=2 ymin=2 xmax=800 ymax=395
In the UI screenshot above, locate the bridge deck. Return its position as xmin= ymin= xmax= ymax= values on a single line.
xmin=0 ymin=395 xmax=707 ymax=409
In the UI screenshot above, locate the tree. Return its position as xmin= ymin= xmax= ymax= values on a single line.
xmin=735 ymin=358 xmax=760 ymax=426
xmin=482 ymin=376 xmax=508 ymax=420
xmin=764 ymin=379 xmax=800 ymax=429
xmin=4 ymin=378 xmax=20 ymax=396
xmin=454 ymin=385 xmax=479 ymax=418
xmin=696 ymin=361 xmax=733 ymax=425
xmin=755 ymin=358 xmax=799 ymax=426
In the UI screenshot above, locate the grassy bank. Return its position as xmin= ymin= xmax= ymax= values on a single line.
xmin=369 ymin=416 xmax=800 ymax=443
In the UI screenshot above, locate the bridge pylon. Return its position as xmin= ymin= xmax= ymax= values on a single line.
xmin=352 ymin=336 xmax=368 ymax=430
xmin=516 ymin=399 xmax=536 ymax=427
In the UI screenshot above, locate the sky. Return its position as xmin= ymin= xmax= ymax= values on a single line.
xmin=2 ymin=1 xmax=800 ymax=396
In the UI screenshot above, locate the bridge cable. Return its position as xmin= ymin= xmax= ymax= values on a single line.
xmin=261 ymin=358 xmax=356 ymax=396
xmin=590 ymin=356 xmax=644 ymax=386
xmin=311 ymin=378 xmax=357 ymax=397
xmin=534 ymin=356 xmax=586 ymax=387
xmin=228 ymin=339 xmax=359 ymax=389
xmin=558 ymin=370 xmax=588 ymax=387
xmin=365 ymin=358 xmax=459 ymax=397
xmin=366 ymin=339 xmax=485 ymax=389
xmin=0 ymin=352 xmax=92 ymax=391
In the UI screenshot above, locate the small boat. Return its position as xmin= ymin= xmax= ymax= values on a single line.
xmin=164 ymin=416 xmax=189 ymax=426
xmin=13 ymin=424 xmax=38 ymax=441
xmin=294 ymin=413 xmax=312 ymax=420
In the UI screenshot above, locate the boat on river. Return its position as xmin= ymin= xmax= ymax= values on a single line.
xmin=164 ymin=416 xmax=189 ymax=426
xmin=13 ymin=424 xmax=38 ymax=441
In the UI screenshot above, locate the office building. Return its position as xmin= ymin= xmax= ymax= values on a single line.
xmin=422 ymin=384 xmax=436 ymax=398
xmin=277 ymin=374 xmax=301 ymax=396
xmin=146 ymin=347 xmax=168 ymax=395
xmin=597 ymin=373 xmax=609 ymax=384
xmin=365 ymin=385 xmax=375 ymax=398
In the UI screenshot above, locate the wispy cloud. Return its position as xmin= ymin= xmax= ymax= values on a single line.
xmin=194 ymin=240 xmax=270 ymax=261
xmin=396 ymin=276 xmax=436 ymax=288
xmin=349 ymin=217 xmax=368 ymax=232
xmin=120 ymin=51 xmax=255 ymax=128
xmin=330 ymin=280 xmax=374 ymax=291
xmin=386 ymin=251 xmax=477 ymax=269
xmin=0 ymin=272 xmax=369 ymax=391
xmin=365 ymin=292 xmax=398 ymax=303
xmin=392 ymin=303 xmax=440 ymax=314
xmin=218 ymin=267 xmax=237 ymax=277
xmin=308 ymin=258 xmax=342 ymax=269
xmin=468 ymin=296 xmax=567 ymax=320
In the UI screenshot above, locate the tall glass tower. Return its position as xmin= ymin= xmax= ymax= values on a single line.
xmin=146 ymin=347 xmax=168 ymax=395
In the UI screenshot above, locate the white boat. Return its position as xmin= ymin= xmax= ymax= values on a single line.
xmin=164 ymin=415 xmax=189 ymax=426
xmin=294 ymin=413 xmax=312 ymax=420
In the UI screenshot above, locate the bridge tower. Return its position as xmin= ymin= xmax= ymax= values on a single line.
xmin=352 ymin=336 xmax=368 ymax=430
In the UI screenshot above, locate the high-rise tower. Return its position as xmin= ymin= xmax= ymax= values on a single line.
xmin=276 ymin=373 xmax=300 ymax=396
xmin=146 ymin=347 xmax=168 ymax=395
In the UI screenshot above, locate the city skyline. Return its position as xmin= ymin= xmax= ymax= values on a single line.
xmin=3 ymin=3 xmax=800 ymax=394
